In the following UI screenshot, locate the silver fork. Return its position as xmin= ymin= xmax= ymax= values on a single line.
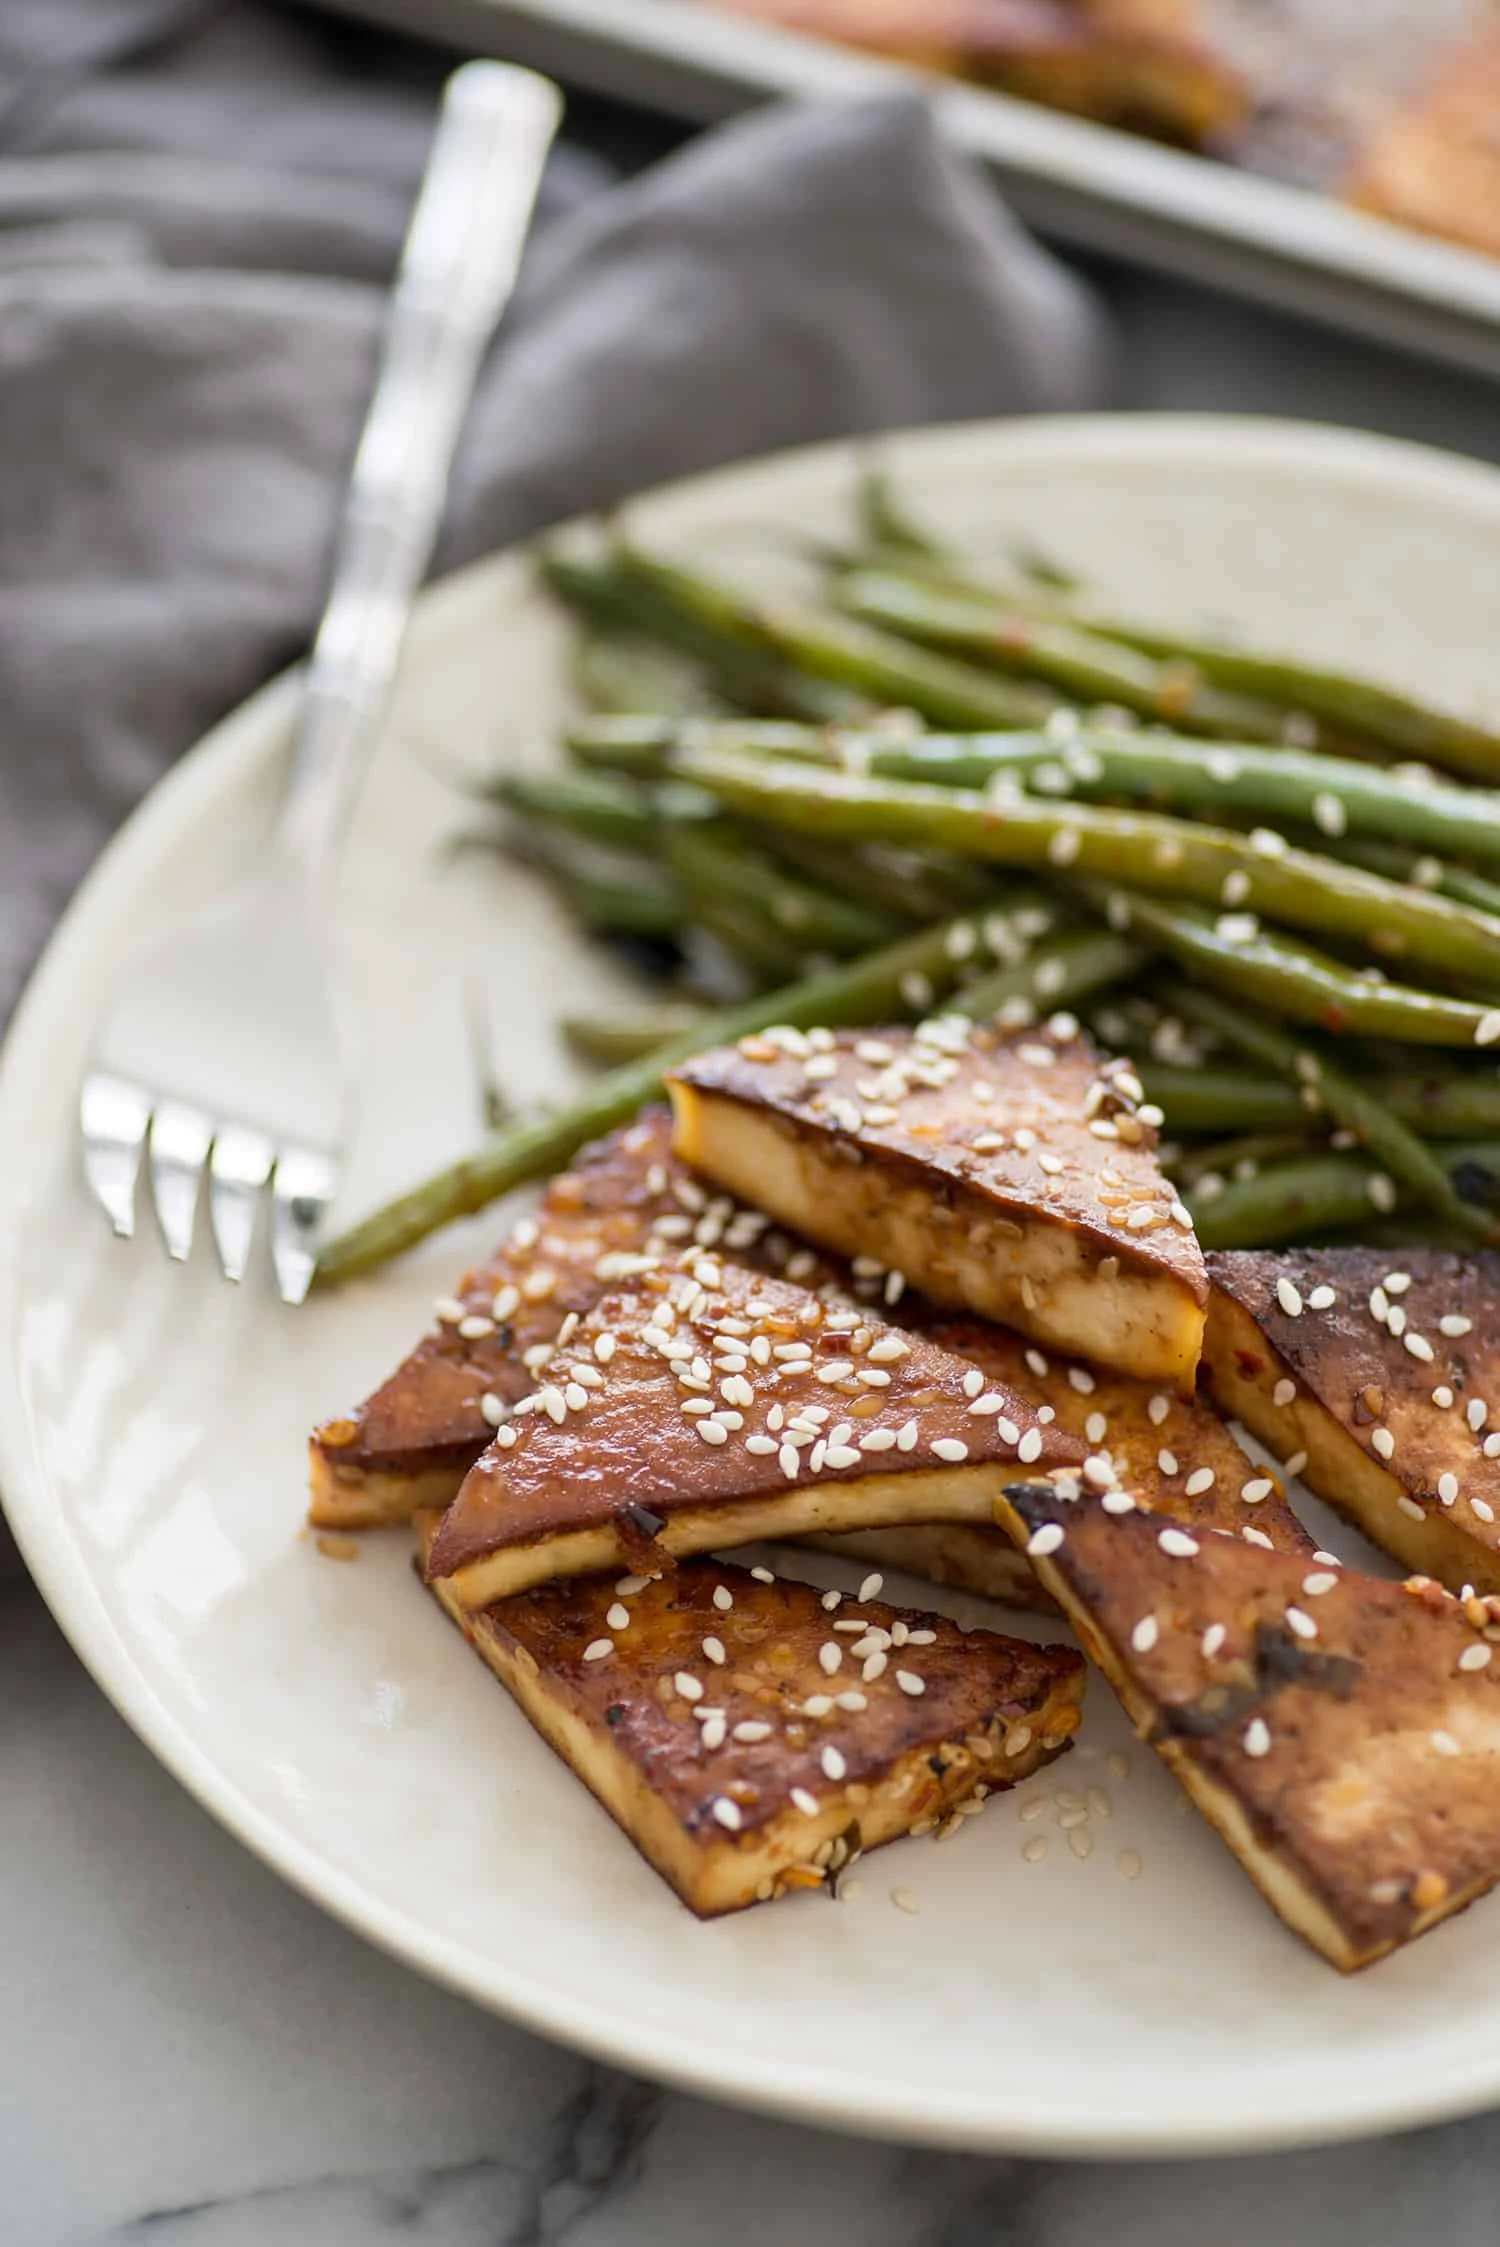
xmin=79 ymin=60 xmax=562 ymax=1304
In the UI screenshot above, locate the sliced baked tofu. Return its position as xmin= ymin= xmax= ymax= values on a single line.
xmin=1202 ymin=1249 xmax=1500 ymax=1596
xmin=309 ymin=1108 xmax=845 ymax=1529
xmin=668 ymin=1016 xmax=1207 ymax=1389
xmin=424 ymin=1248 xmax=1083 ymax=1608
xmin=417 ymin=1517 xmax=1085 ymax=1916
xmin=991 ymin=1475 xmax=1500 ymax=1971
xmin=815 ymin=1309 xmax=1313 ymax=1609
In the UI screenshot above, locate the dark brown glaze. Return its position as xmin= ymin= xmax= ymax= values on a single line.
xmin=669 ymin=1017 xmax=1207 ymax=1305
xmin=993 ymin=1477 xmax=1500 ymax=1969
xmin=429 ymin=1544 xmax=1084 ymax=1844
xmin=426 ymin=1251 xmax=1083 ymax=1582
xmin=916 ymin=1310 xmax=1313 ymax=1556
xmin=1204 ymin=1249 xmax=1500 ymax=1573
xmin=310 ymin=1109 xmax=848 ymax=1517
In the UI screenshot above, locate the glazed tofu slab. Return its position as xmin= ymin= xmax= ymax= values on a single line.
xmin=813 ymin=1307 xmax=1313 ymax=1610
xmin=668 ymin=1015 xmax=1207 ymax=1388
xmin=423 ymin=1248 xmax=1083 ymax=1609
xmin=992 ymin=1475 xmax=1500 ymax=1971
xmin=309 ymin=1109 xmax=846 ymax=1530
xmin=417 ymin=1519 xmax=1085 ymax=1916
xmin=1202 ymin=1249 xmax=1500 ymax=1595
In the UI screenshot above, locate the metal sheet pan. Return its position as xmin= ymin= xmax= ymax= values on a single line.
xmin=313 ymin=0 xmax=1500 ymax=381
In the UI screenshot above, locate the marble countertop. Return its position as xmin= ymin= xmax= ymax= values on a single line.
xmin=9 ymin=276 xmax=1500 ymax=2247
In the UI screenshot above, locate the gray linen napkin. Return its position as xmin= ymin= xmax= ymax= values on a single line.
xmin=0 ymin=6 xmax=1108 ymax=1036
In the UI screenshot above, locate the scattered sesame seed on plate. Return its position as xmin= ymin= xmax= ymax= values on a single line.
xmin=1116 ymin=1849 xmax=1144 ymax=1881
xmin=890 ymin=1886 xmax=921 ymax=1914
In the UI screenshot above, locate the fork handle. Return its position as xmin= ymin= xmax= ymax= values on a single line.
xmin=277 ymin=60 xmax=562 ymax=870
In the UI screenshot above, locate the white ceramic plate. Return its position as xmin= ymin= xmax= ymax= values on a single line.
xmin=8 ymin=418 xmax=1500 ymax=2159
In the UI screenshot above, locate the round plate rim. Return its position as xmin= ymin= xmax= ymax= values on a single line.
xmin=8 ymin=412 xmax=1500 ymax=2158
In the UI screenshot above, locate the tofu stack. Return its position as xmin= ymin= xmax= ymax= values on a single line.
xmin=313 ymin=1007 xmax=1500 ymax=1966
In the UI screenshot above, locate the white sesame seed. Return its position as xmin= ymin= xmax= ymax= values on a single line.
xmin=791 ymin=1787 xmax=819 ymax=1816
xmin=1275 ymin=1278 xmax=1303 ymax=1318
xmin=896 ymin=1671 xmax=925 ymax=1697
xmin=802 ymin=1696 xmax=833 ymax=1718
xmin=1371 ymin=1427 xmax=1396 ymax=1461
xmin=674 ymin=1672 xmax=703 ymax=1701
xmin=744 ymin=1434 xmax=777 ymax=1457
xmin=480 ymin=1392 xmax=507 ymax=1428
xmin=1404 ymin=1332 xmax=1435 ymax=1363
xmin=702 ymin=1637 xmax=727 ymax=1666
xmin=494 ymin=1424 xmax=518 ymax=1450
xmin=750 ymin=1566 xmax=775 ymax=1584
xmin=896 ymin=1419 xmax=919 ymax=1452
xmin=458 ymin=1314 xmax=495 ymax=1341
xmin=1476 ymin=1012 xmax=1500 ymax=1048
xmin=858 ymin=1573 xmax=884 ymax=1601
xmin=1368 ymin=1174 xmax=1398 ymax=1213
xmin=582 ymin=1639 xmax=614 ymax=1663
xmin=1469 ymin=1399 xmax=1489 ymax=1433
xmin=1475 ymin=1498 xmax=1497 ymax=1523
xmin=1027 ymin=1523 xmax=1066 ymax=1558
xmin=1147 ymin=1394 xmax=1170 ymax=1427
xmin=696 ymin=1418 xmax=729 ymax=1446
xmin=1202 ymin=1623 xmax=1226 ymax=1658
xmin=778 ymin=1443 xmax=800 ymax=1479
xmin=1459 ymin=1643 xmax=1493 ymax=1672
xmin=1285 ymin=1607 xmax=1318 ymax=1641
xmin=1398 ymin=1495 xmax=1426 ymax=1521
xmin=700 ymin=1716 xmax=726 ymax=1752
xmin=1302 ymin=1572 xmax=1339 ymax=1597
xmin=1439 ymin=1472 xmax=1460 ymax=1507
xmin=862 ymin=1651 xmax=888 ymax=1682
xmin=605 ymin=1602 xmax=630 ymax=1632
xmin=818 ymin=1643 xmax=842 ymax=1676
xmin=836 ymin=1691 xmax=868 ymax=1713
xmin=1312 ymin=790 xmax=1347 ymax=838
xmin=932 ymin=1437 xmax=969 ymax=1463
xmin=1159 ymin=1527 xmax=1200 ymax=1557
xmin=712 ymin=1798 xmax=742 ymax=1831
xmin=1307 ymin=1285 xmax=1337 ymax=1310
xmin=822 ymin=1745 xmax=847 ymax=1782
xmin=1102 ymin=1490 xmax=1136 ymax=1514
xmin=1017 ymin=1428 xmax=1044 ymax=1464
xmin=1431 ymin=1729 xmax=1462 ymax=1755
xmin=890 ymin=1886 xmax=920 ymax=1914
xmin=1270 ymin=1379 xmax=1296 ymax=1411
xmin=1183 ymin=1468 xmax=1216 ymax=1498
xmin=734 ymin=1720 xmax=774 ymax=1742
xmin=1283 ymin=1450 xmax=1309 ymax=1478
xmin=1240 ymin=1477 xmax=1273 ymax=1504
xmin=1243 ymin=1718 xmax=1271 ymax=1759
xmin=1131 ymin=1615 xmax=1159 ymax=1654
xmin=564 ymin=1383 xmax=589 ymax=1412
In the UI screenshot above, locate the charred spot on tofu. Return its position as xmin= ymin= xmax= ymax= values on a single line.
xmin=668 ymin=1017 xmax=1206 ymax=1389
xmin=415 ymin=1519 xmax=1084 ymax=1916
xmin=1202 ymin=1249 xmax=1500 ymax=1595
xmin=991 ymin=1475 xmax=1500 ymax=1972
xmin=423 ymin=1247 xmax=1082 ymax=1609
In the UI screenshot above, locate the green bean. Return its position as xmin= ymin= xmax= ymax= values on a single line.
xmin=786 ymin=722 xmax=1500 ymax=866
xmin=1135 ymin=1065 xmax=1303 ymax=1135
xmin=835 ymin=573 xmax=1313 ymax=743
xmin=314 ymin=914 xmax=995 ymax=1280
xmin=670 ymin=749 xmax=1500 ymax=994
xmin=561 ymin=1007 xmax=711 ymax=1066
xmin=488 ymin=770 xmax=660 ymax=851
xmin=1188 ymin=1155 xmax=1397 ymax=1250
xmin=664 ymin=825 xmax=904 ymax=957
xmin=1097 ymin=889 xmax=1500 ymax=1047
xmin=1170 ymin=1133 xmax=1324 ymax=1190
xmin=538 ymin=551 xmax=864 ymax=724
xmin=952 ymin=929 xmax=1143 ymax=1022
xmin=1161 ymin=982 xmax=1491 ymax=1240
xmin=610 ymin=546 xmax=1063 ymax=732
